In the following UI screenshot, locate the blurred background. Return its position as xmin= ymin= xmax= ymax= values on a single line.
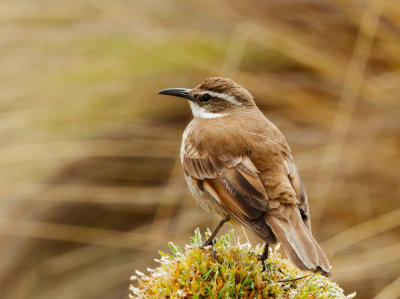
xmin=0 ymin=0 xmax=399 ymax=298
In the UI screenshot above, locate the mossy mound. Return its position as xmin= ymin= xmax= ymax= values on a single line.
xmin=130 ymin=229 xmax=355 ymax=298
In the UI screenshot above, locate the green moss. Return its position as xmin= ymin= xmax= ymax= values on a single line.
xmin=130 ymin=229 xmax=355 ymax=299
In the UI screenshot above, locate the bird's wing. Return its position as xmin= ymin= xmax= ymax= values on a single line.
xmin=275 ymin=135 xmax=311 ymax=231
xmin=182 ymin=149 xmax=274 ymax=242
xmin=263 ymin=136 xmax=330 ymax=275
xmin=283 ymin=158 xmax=311 ymax=231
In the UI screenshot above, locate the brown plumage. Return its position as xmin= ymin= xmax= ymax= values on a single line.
xmin=158 ymin=77 xmax=331 ymax=276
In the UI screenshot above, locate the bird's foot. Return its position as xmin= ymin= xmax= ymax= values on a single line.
xmin=258 ymin=244 xmax=269 ymax=272
xmin=200 ymin=239 xmax=212 ymax=249
xmin=257 ymin=253 xmax=267 ymax=261
xmin=200 ymin=238 xmax=218 ymax=260
xmin=210 ymin=239 xmax=218 ymax=260
xmin=257 ymin=256 xmax=267 ymax=272
xmin=260 ymin=260 xmax=267 ymax=272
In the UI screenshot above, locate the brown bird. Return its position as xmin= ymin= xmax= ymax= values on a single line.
xmin=158 ymin=77 xmax=330 ymax=276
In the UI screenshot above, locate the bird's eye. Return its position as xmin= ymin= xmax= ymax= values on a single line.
xmin=200 ymin=93 xmax=211 ymax=103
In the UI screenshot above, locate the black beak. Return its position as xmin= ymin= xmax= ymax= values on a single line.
xmin=158 ymin=88 xmax=194 ymax=102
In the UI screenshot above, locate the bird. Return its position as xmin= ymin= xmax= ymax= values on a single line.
xmin=158 ymin=77 xmax=331 ymax=276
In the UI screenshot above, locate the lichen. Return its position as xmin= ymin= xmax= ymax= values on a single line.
xmin=130 ymin=229 xmax=356 ymax=299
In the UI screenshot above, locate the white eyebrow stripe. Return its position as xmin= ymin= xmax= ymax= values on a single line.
xmin=199 ymin=91 xmax=240 ymax=105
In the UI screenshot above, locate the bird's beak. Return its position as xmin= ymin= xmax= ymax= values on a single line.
xmin=158 ymin=88 xmax=194 ymax=102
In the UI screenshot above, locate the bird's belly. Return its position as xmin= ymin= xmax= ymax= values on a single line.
xmin=184 ymin=174 xmax=229 ymax=219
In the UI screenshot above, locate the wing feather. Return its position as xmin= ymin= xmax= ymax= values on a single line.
xmin=204 ymin=177 xmax=276 ymax=243
xmin=284 ymin=159 xmax=311 ymax=231
xmin=182 ymin=147 xmax=275 ymax=243
xmin=183 ymin=153 xmax=268 ymax=213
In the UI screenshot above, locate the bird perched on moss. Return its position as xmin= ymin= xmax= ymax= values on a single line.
xmin=158 ymin=77 xmax=330 ymax=276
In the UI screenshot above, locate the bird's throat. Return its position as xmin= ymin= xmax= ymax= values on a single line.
xmin=189 ymin=102 xmax=228 ymax=119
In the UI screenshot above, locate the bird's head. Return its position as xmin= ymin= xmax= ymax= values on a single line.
xmin=158 ymin=77 xmax=256 ymax=119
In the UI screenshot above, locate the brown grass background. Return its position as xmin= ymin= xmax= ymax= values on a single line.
xmin=0 ymin=0 xmax=399 ymax=298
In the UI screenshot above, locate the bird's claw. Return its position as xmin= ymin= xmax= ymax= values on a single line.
xmin=211 ymin=239 xmax=218 ymax=260
xmin=257 ymin=255 xmax=266 ymax=271
xmin=200 ymin=238 xmax=218 ymax=260
xmin=258 ymin=245 xmax=269 ymax=272
xmin=260 ymin=260 xmax=267 ymax=272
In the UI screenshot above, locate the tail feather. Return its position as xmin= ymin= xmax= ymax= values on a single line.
xmin=266 ymin=211 xmax=331 ymax=276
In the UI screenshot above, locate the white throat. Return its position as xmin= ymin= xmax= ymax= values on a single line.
xmin=189 ymin=102 xmax=227 ymax=119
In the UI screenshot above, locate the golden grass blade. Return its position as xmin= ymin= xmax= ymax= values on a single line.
xmin=374 ymin=275 xmax=400 ymax=299
xmin=311 ymin=0 xmax=384 ymax=228
xmin=322 ymin=209 xmax=400 ymax=255
xmin=332 ymin=243 xmax=400 ymax=281
xmin=9 ymin=183 xmax=186 ymax=207
xmin=0 ymin=218 xmax=151 ymax=248
xmin=220 ymin=22 xmax=250 ymax=79
xmin=0 ymin=139 xmax=177 ymax=165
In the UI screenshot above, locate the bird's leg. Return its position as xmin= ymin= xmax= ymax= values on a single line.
xmin=200 ymin=217 xmax=229 ymax=248
xmin=211 ymin=238 xmax=218 ymax=260
xmin=258 ymin=243 xmax=269 ymax=271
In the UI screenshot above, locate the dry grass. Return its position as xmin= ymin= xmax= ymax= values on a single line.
xmin=0 ymin=0 xmax=399 ymax=298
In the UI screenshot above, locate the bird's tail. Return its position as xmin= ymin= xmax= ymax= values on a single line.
xmin=266 ymin=211 xmax=331 ymax=276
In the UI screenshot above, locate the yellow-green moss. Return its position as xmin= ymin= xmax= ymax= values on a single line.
xmin=130 ymin=229 xmax=355 ymax=299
